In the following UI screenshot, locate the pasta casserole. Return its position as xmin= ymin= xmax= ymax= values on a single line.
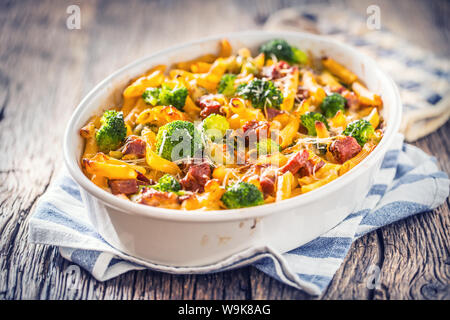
xmin=79 ymin=39 xmax=384 ymax=210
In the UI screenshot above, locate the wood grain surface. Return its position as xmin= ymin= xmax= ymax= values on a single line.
xmin=0 ymin=0 xmax=448 ymax=300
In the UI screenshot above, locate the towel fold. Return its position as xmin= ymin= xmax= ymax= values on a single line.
xmin=29 ymin=134 xmax=449 ymax=296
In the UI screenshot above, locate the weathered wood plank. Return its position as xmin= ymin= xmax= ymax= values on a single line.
xmin=0 ymin=0 xmax=91 ymax=299
xmin=372 ymin=122 xmax=450 ymax=300
xmin=374 ymin=204 xmax=450 ymax=300
xmin=322 ymin=231 xmax=382 ymax=299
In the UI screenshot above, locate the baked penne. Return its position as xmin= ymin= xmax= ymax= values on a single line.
xmin=79 ymin=39 xmax=385 ymax=210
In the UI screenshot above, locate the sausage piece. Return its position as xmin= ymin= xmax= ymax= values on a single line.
xmin=329 ymin=136 xmax=361 ymax=164
xmin=298 ymin=159 xmax=325 ymax=177
xmin=180 ymin=162 xmax=212 ymax=193
xmin=198 ymin=95 xmax=224 ymax=119
xmin=109 ymin=179 xmax=139 ymax=195
xmin=242 ymin=120 xmax=271 ymax=140
xmin=122 ymin=135 xmax=146 ymax=158
xmin=279 ymin=150 xmax=309 ymax=174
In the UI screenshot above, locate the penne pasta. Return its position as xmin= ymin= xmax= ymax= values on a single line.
xmin=322 ymin=57 xmax=358 ymax=85
xmin=318 ymin=71 xmax=344 ymax=91
xmin=365 ymin=107 xmax=380 ymax=129
xmin=301 ymin=71 xmax=326 ymax=105
xmin=123 ymin=70 xmax=165 ymax=98
xmin=315 ymin=121 xmax=330 ymax=138
xmin=145 ymin=143 xmax=181 ymax=175
xmin=280 ymin=116 xmax=300 ymax=148
xmin=280 ymin=67 xmax=299 ymax=112
xmin=352 ymin=82 xmax=383 ymax=107
xmin=276 ymin=171 xmax=295 ymax=201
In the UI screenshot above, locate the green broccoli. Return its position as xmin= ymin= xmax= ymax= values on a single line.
xmin=343 ymin=119 xmax=374 ymax=146
xmin=154 ymin=174 xmax=181 ymax=192
xmin=142 ymin=85 xmax=188 ymax=111
xmin=300 ymin=112 xmax=330 ymax=136
xmin=236 ymin=79 xmax=283 ymax=109
xmin=139 ymin=174 xmax=183 ymax=194
xmin=256 ymin=138 xmax=281 ymax=155
xmin=155 ymin=120 xmax=203 ymax=161
xmin=291 ymin=47 xmax=308 ymax=65
xmin=241 ymin=60 xmax=258 ymax=75
xmin=142 ymin=88 xmax=161 ymax=106
xmin=142 ymin=87 xmax=160 ymax=106
xmin=321 ymin=93 xmax=346 ymax=118
xmin=221 ymin=182 xmax=264 ymax=209
xmin=95 ymin=110 xmax=127 ymax=153
xmin=218 ymin=74 xmax=237 ymax=97
xmin=159 ymin=85 xmax=188 ymax=110
xmin=202 ymin=114 xmax=230 ymax=142
xmin=259 ymin=39 xmax=308 ymax=64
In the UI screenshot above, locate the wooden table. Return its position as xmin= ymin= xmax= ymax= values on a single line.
xmin=0 ymin=0 xmax=448 ymax=300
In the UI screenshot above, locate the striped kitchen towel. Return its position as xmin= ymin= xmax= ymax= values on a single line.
xmin=264 ymin=4 xmax=450 ymax=142
xmin=29 ymin=134 xmax=449 ymax=296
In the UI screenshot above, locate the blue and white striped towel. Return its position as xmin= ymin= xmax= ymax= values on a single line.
xmin=29 ymin=134 xmax=449 ymax=296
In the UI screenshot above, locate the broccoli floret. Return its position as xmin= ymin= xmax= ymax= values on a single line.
xmin=321 ymin=93 xmax=346 ymax=118
xmin=343 ymin=119 xmax=374 ymax=146
xmin=236 ymin=79 xmax=283 ymax=109
xmin=260 ymin=39 xmax=292 ymax=62
xmin=221 ymin=182 xmax=264 ymax=209
xmin=218 ymin=74 xmax=237 ymax=97
xmin=241 ymin=60 xmax=258 ymax=75
xmin=259 ymin=39 xmax=308 ymax=64
xmin=292 ymin=47 xmax=308 ymax=65
xmin=142 ymin=85 xmax=188 ymax=111
xmin=256 ymin=138 xmax=280 ymax=155
xmin=159 ymin=85 xmax=188 ymax=111
xmin=154 ymin=174 xmax=181 ymax=192
xmin=139 ymin=174 xmax=183 ymax=194
xmin=155 ymin=120 xmax=203 ymax=161
xmin=202 ymin=114 xmax=230 ymax=142
xmin=95 ymin=110 xmax=127 ymax=153
xmin=300 ymin=112 xmax=330 ymax=136
xmin=142 ymin=87 xmax=160 ymax=106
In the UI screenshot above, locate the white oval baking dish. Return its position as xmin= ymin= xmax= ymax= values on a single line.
xmin=64 ymin=31 xmax=402 ymax=267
